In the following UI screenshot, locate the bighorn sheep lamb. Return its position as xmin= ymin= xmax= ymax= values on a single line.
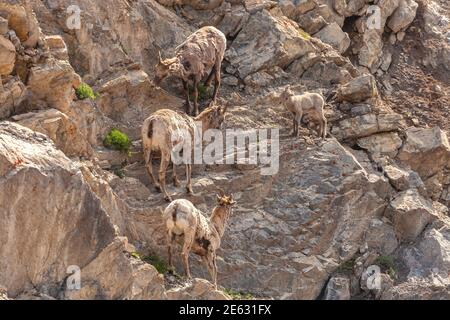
xmin=154 ymin=26 xmax=227 ymax=116
xmin=142 ymin=105 xmax=227 ymax=202
xmin=163 ymin=192 xmax=236 ymax=289
xmin=280 ymin=87 xmax=327 ymax=139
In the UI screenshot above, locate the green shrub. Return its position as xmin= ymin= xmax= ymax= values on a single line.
xmin=143 ymin=254 xmax=171 ymax=274
xmin=75 ymin=83 xmax=99 ymax=100
xmin=223 ymin=288 xmax=254 ymax=300
xmin=375 ymin=255 xmax=397 ymax=279
xmin=336 ymin=258 xmax=356 ymax=274
xmin=103 ymin=129 xmax=131 ymax=153
xmin=130 ymin=252 xmax=141 ymax=259
xmin=189 ymin=83 xmax=212 ymax=102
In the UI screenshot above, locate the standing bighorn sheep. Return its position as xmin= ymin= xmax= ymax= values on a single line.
xmin=280 ymin=86 xmax=327 ymax=139
xmin=163 ymin=192 xmax=236 ymax=289
xmin=142 ymin=104 xmax=227 ymax=202
xmin=154 ymin=26 xmax=227 ymax=116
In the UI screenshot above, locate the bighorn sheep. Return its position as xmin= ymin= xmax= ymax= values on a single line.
xmin=154 ymin=26 xmax=227 ymax=116
xmin=163 ymin=192 xmax=235 ymax=289
xmin=280 ymin=87 xmax=327 ymax=139
xmin=142 ymin=105 xmax=227 ymax=201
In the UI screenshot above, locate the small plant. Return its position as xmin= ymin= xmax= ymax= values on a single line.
xmin=75 ymin=83 xmax=99 ymax=100
xmin=130 ymin=252 xmax=141 ymax=259
xmin=189 ymin=83 xmax=212 ymax=102
xmin=223 ymin=288 xmax=254 ymax=300
xmin=298 ymin=28 xmax=311 ymax=40
xmin=143 ymin=254 xmax=171 ymax=274
xmin=336 ymin=257 xmax=356 ymax=274
xmin=375 ymin=255 xmax=397 ymax=279
xmin=103 ymin=129 xmax=132 ymax=153
xmin=114 ymin=168 xmax=125 ymax=179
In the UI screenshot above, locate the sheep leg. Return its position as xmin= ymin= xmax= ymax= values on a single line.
xmin=144 ymin=148 xmax=161 ymax=192
xmin=172 ymin=162 xmax=180 ymax=187
xmin=291 ymin=112 xmax=297 ymax=137
xmin=167 ymin=231 xmax=176 ymax=272
xmin=186 ymin=164 xmax=193 ymax=194
xmin=182 ymin=80 xmax=192 ymax=115
xmin=205 ymin=66 xmax=216 ymax=88
xmin=204 ymin=252 xmax=218 ymax=289
xmin=295 ymin=110 xmax=303 ymax=137
xmin=321 ymin=117 xmax=327 ymax=139
xmin=211 ymin=62 xmax=221 ymax=104
xmin=182 ymin=232 xmax=195 ymax=279
xmin=193 ymin=80 xmax=199 ymax=116
xmin=159 ymin=152 xmax=172 ymax=202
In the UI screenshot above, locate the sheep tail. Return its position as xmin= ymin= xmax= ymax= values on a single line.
xmin=172 ymin=203 xmax=178 ymax=222
xmin=147 ymin=120 xmax=153 ymax=138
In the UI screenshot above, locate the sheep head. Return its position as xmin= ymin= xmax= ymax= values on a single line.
xmin=279 ymin=86 xmax=294 ymax=102
xmin=216 ymin=194 xmax=236 ymax=207
xmin=195 ymin=104 xmax=227 ymax=132
xmin=154 ymin=51 xmax=183 ymax=85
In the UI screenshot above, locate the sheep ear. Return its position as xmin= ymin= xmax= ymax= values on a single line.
xmin=221 ymin=104 xmax=228 ymax=114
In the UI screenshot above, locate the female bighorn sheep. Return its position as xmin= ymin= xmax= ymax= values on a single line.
xmin=154 ymin=26 xmax=227 ymax=116
xmin=142 ymin=105 xmax=227 ymax=202
xmin=163 ymin=192 xmax=236 ymax=289
xmin=280 ymin=86 xmax=327 ymax=139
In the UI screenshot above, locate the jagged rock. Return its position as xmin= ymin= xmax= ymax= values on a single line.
xmin=324 ymin=276 xmax=351 ymax=300
xmin=365 ymin=218 xmax=399 ymax=255
xmin=279 ymin=0 xmax=317 ymax=19
xmin=297 ymin=11 xmax=328 ymax=34
xmin=357 ymin=132 xmax=403 ymax=157
xmin=314 ymin=22 xmax=350 ymax=54
xmin=397 ymin=127 xmax=450 ymax=180
xmin=244 ymin=0 xmax=277 ymax=13
xmin=166 ymin=279 xmax=229 ymax=300
xmin=44 ymin=35 xmax=69 ymax=61
xmin=0 ymin=35 xmax=15 ymax=76
xmin=225 ymin=9 xmax=315 ymax=78
xmin=383 ymin=164 xmax=425 ymax=193
xmin=156 ymin=0 xmax=224 ymax=10
xmin=332 ymin=113 xmax=403 ymax=140
xmin=385 ymin=189 xmax=438 ymax=242
xmin=0 ymin=1 xmax=41 ymax=48
xmin=0 ymin=77 xmax=26 ymax=119
xmin=0 ymin=122 xmax=167 ymax=299
xmin=358 ymin=30 xmax=383 ymax=71
xmin=11 ymin=108 xmax=94 ymax=158
xmin=387 ymin=0 xmax=418 ymax=33
xmin=216 ymin=4 xmax=250 ymax=38
xmin=26 ymin=58 xmax=81 ymax=113
xmin=0 ymin=16 xmax=8 ymax=35
xmin=336 ymin=74 xmax=378 ymax=103
xmin=302 ymin=61 xmax=353 ymax=85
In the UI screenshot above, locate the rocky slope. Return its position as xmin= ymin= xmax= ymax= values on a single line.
xmin=0 ymin=0 xmax=449 ymax=299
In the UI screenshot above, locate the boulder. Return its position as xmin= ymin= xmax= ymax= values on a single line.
xmin=314 ymin=22 xmax=351 ymax=54
xmin=358 ymin=29 xmax=383 ymax=71
xmin=225 ymin=9 xmax=315 ymax=78
xmin=26 ymin=58 xmax=80 ymax=113
xmin=397 ymin=127 xmax=450 ymax=180
xmin=324 ymin=276 xmax=351 ymax=300
xmin=0 ymin=16 xmax=8 ymax=35
xmin=336 ymin=74 xmax=378 ymax=103
xmin=387 ymin=0 xmax=418 ymax=33
xmin=0 ymin=35 xmax=15 ymax=76
xmin=44 ymin=35 xmax=69 ymax=61
xmin=216 ymin=5 xmax=250 ymax=38
xmin=12 ymin=109 xmax=94 ymax=158
xmin=332 ymin=113 xmax=403 ymax=140
xmin=357 ymin=132 xmax=403 ymax=157
xmin=279 ymin=0 xmax=317 ymax=19
xmin=383 ymin=164 xmax=425 ymax=192
xmin=385 ymin=189 xmax=438 ymax=242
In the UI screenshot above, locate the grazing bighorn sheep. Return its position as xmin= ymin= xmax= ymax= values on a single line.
xmin=154 ymin=26 xmax=227 ymax=116
xmin=279 ymin=87 xmax=327 ymax=139
xmin=163 ymin=192 xmax=236 ymax=289
xmin=142 ymin=105 xmax=227 ymax=201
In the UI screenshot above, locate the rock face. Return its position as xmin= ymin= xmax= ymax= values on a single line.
xmin=225 ymin=9 xmax=315 ymax=78
xmin=0 ymin=122 xmax=166 ymax=299
xmin=324 ymin=276 xmax=351 ymax=300
xmin=0 ymin=35 xmax=15 ymax=76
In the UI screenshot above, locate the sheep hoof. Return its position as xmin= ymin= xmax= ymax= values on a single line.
xmin=155 ymin=185 xmax=162 ymax=193
xmin=173 ymin=179 xmax=180 ymax=187
xmin=186 ymin=187 xmax=194 ymax=195
xmin=164 ymin=195 xmax=173 ymax=202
